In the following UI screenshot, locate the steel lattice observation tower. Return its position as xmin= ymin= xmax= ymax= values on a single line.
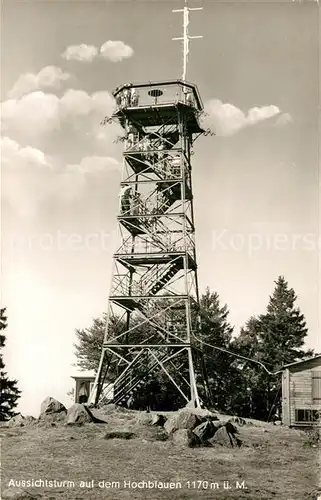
xmin=89 ymin=6 xmax=213 ymax=410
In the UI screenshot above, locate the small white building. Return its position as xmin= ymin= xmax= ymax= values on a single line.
xmin=71 ymin=371 xmax=114 ymax=404
xmin=71 ymin=370 xmax=96 ymax=404
xmin=282 ymin=355 xmax=321 ymax=427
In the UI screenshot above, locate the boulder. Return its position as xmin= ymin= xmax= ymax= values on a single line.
xmin=164 ymin=409 xmax=204 ymax=435
xmin=152 ymin=414 xmax=167 ymax=427
xmin=23 ymin=416 xmax=37 ymax=427
xmin=6 ymin=414 xmax=37 ymax=428
xmin=98 ymin=403 xmax=129 ymax=414
xmin=38 ymin=411 xmax=66 ymax=427
xmin=143 ymin=427 xmax=169 ymax=442
xmin=172 ymin=429 xmax=200 ymax=448
xmin=40 ymin=397 xmax=66 ymax=415
xmin=183 ymin=404 xmax=219 ymax=420
xmin=7 ymin=414 xmax=25 ymax=427
xmin=2 ymin=488 xmax=41 ymax=499
xmin=66 ymin=404 xmax=92 ymax=425
xmin=82 ymin=406 xmax=106 ymax=423
xmin=192 ymin=419 xmax=217 ymax=443
xmin=209 ymin=425 xmax=242 ymax=448
xmin=135 ymin=413 xmax=153 ymax=426
xmin=104 ymin=430 xmax=135 ymax=440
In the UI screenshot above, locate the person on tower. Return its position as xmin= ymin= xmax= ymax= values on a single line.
xmin=132 ymin=192 xmax=143 ymax=216
xmin=157 ymin=141 xmax=165 ymax=163
xmin=127 ymin=124 xmax=137 ymax=150
xmin=142 ymin=136 xmax=151 ymax=160
xmin=119 ymin=184 xmax=132 ymax=214
xmin=172 ymin=154 xmax=181 ymax=177
xmin=121 ymin=88 xmax=131 ymax=108
xmin=130 ymin=87 xmax=139 ymax=107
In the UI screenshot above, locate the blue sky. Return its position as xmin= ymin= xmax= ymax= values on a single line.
xmin=1 ymin=0 xmax=320 ymax=416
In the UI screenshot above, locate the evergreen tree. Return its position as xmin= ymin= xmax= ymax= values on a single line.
xmin=196 ymin=288 xmax=237 ymax=413
xmin=0 ymin=308 xmax=21 ymax=421
xmin=232 ymin=276 xmax=313 ymax=420
xmin=74 ymin=315 xmax=107 ymax=371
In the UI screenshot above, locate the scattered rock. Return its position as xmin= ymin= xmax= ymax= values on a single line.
xmin=143 ymin=427 xmax=169 ymax=442
xmin=38 ymin=412 xmax=66 ymax=427
xmin=104 ymin=431 xmax=136 ymax=440
xmin=7 ymin=414 xmax=37 ymax=428
xmin=66 ymin=404 xmax=92 ymax=425
xmin=98 ymin=403 xmax=129 ymax=414
xmin=164 ymin=409 xmax=204 ymax=435
xmin=7 ymin=414 xmax=26 ymax=427
xmin=40 ymin=397 xmax=66 ymax=415
xmin=193 ymin=419 xmax=217 ymax=443
xmin=209 ymin=425 xmax=242 ymax=448
xmin=171 ymin=429 xmax=201 ymax=448
xmin=135 ymin=413 xmax=153 ymax=426
xmin=2 ymin=488 xmax=41 ymax=499
xmin=23 ymin=416 xmax=37 ymax=427
xmin=184 ymin=405 xmax=219 ymax=420
xmin=152 ymin=414 xmax=167 ymax=427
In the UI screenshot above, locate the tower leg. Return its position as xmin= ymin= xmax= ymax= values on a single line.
xmin=188 ymin=347 xmax=201 ymax=408
xmin=89 ymin=348 xmax=106 ymax=405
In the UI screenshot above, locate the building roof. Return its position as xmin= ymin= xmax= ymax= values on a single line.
xmin=71 ymin=370 xmax=96 ymax=379
xmin=282 ymin=354 xmax=321 ymax=369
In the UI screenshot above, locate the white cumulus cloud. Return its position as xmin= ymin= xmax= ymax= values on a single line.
xmin=8 ymin=66 xmax=71 ymax=99
xmin=100 ymin=40 xmax=133 ymax=62
xmin=1 ymin=137 xmax=119 ymax=216
xmin=61 ymin=44 xmax=98 ymax=62
xmin=1 ymin=89 xmax=116 ymax=139
xmin=1 ymin=136 xmax=49 ymax=168
xmin=61 ymin=40 xmax=133 ymax=63
xmin=60 ymin=89 xmax=115 ymax=118
xmin=67 ymin=156 xmax=120 ymax=174
xmin=202 ymin=99 xmax=282 ymax=136
xmin=1 ymin=92 xmax=61 ymax=136
xmin=1 ymin=137 xmax=53 ymax=215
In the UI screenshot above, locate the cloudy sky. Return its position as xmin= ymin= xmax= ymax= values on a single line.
xmin=1 ymin=0 xmax=320 ymax=416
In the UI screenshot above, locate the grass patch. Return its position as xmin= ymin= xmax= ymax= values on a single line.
xmin=1 ymin=417 xmax=319 ymax=499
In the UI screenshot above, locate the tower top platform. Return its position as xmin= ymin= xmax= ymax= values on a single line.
xmin=113 ymin=79 xmax=203 ymax=110
xmin=112 ymin=79 xmax=204 ymax=134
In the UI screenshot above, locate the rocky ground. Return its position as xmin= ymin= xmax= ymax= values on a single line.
xmin=1 ymin=397 xmax=320 ymax=500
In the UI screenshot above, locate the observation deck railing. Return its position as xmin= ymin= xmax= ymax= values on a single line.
xmin=114 ymin=81 xmax=202 ymax=112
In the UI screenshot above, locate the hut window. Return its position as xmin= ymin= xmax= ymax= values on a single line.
xmin=312 ymin=372 xmax=321 ymax=403
xmin=295 ymin=409 xmax=319 ymax=423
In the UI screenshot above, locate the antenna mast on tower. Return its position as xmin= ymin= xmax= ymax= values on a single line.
xmin=172 ymin=1 xmax=203 ymax=82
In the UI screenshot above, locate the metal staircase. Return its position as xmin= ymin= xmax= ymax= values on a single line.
xmin=147 ymin=258 xmax=183 ymax=295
